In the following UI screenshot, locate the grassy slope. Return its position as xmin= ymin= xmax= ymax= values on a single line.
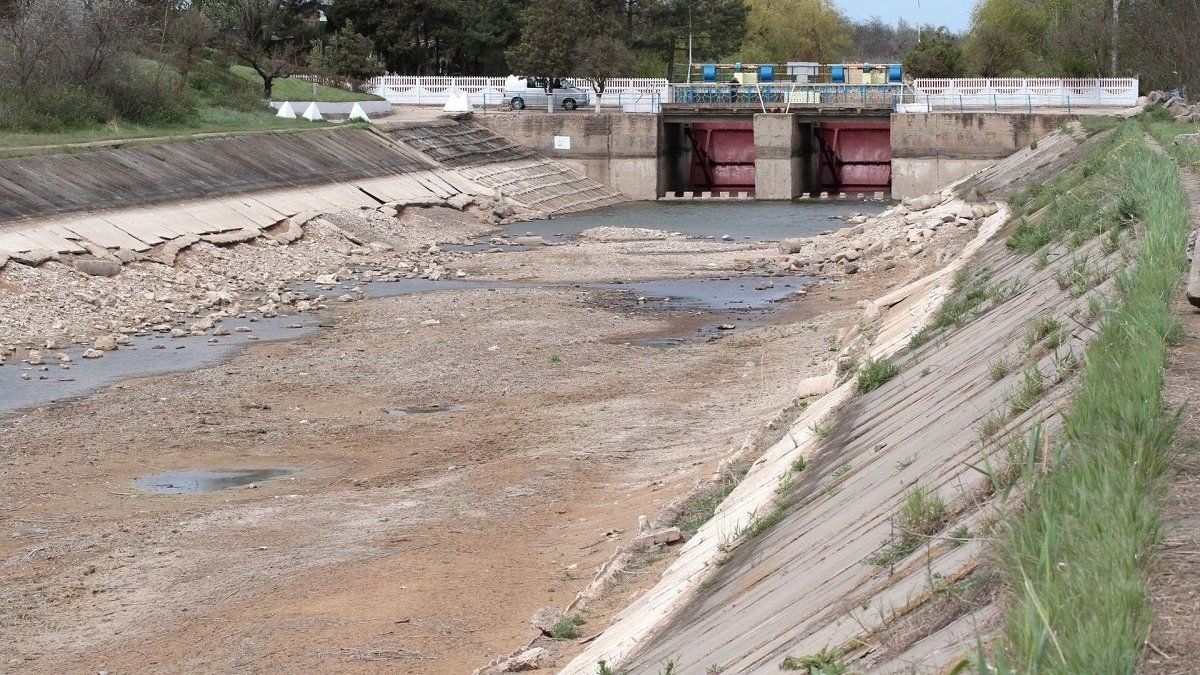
xmin=993 ymin=122 xmax=1189 ymax=672
xmin=0 ymin=108 xmax=338 ymax=153
xmin=230 ymin=65 xmax=382 ymax=102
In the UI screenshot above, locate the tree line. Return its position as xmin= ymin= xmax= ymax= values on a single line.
xmin=331 ymin=0 xmax=1190 ymax=92
xmin=0 ymin=0 xmax=1191 ymax=134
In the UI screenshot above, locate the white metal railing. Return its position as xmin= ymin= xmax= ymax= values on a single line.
xmin=364 ymin=75 xmax=669 ymax=112
xmin=907 ymin=78 xmax=1139 ymax=111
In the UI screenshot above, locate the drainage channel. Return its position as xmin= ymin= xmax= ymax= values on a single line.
xmin=0 ymin=274 xmax=813 ymax=417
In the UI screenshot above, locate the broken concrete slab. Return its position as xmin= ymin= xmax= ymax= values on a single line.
xmin=201 ymin=228 xmax=261 ymax=246
xmin=447 ymin=193 xmax=475 ymax=210
xmin=149 ymin=233 xmax=201 ymax=265
xmin=10 ymin=249 xmax=59 ymax=266
xmin=265 ymin=218 xmax=305 ymax=245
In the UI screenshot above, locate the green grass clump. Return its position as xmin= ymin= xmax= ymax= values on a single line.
xmin=1024 ymin=316 xmax=1064 ymax=349
xmin=866 ymin=486 xmax=950 ymax=567
xmin=551 ymin=614 xmax=586 ymax=639
xmin=854 ymin=357 xmax=901 ymax=395
xmin=1007 ymin=367 xmax=1046 ymax=415
xmin=988 ymin=357 xmax=1011 ymax=381
xmin=781 ymin=646 xmax=847 ymax=673
xmin=994 ymin=124 xmax=1187 ymax=673
xmin=230 ymin=65 xmax=382 ymax=102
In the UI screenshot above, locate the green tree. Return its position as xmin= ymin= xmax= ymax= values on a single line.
xmin=331 ymin=0 xmax=525 ymax=74
xmin=902 ymin=28 xmax=963 ymax=78
xmin=506 ymin=0 xmax=587 ymax=110
xmin=739 ymin=0 xmax=850 ymax=63
xmin=308 ymin=20 xmax=383 ymax=90
xmin=629 ymin=0 xmax=747 ymax=79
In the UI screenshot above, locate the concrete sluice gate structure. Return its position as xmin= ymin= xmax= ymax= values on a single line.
xmin=0 ymin=121 xmax=623 ymax=264
xmin=476 ymin=109 xmax=1073 ymax=202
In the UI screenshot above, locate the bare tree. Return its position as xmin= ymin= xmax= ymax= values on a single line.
xmin=171 ymin=8 xmax=214 ymax=90
xmin=575 ymin=35 xmax=635 ymax=112
xmin=222 ymin=0 xmax=312 ymax=98
xmin=0 ymin=0 xmax=69 ymax=91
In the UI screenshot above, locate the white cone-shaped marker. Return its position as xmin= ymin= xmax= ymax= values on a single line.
xmin=275 ymin=101 xmax=296 ymax=118
xmin=349 ymin=102 xmax=371 ymax=121
xmin=301 ymin=103 xmax=323 ymax=121
xmin=442 ymin=87 xmax=473 ymax=113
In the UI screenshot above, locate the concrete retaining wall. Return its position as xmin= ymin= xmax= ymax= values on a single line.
xmin=890 ymin=112 xmax=1074 ymax=197
xmin=475 ymin=113 xmax=660 ymax=200
xmin=0 ymin=128 xmax=434 ymax=224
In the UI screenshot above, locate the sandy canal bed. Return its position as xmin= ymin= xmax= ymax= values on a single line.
xmin=0 ymin=199 xmax=956 ymax=673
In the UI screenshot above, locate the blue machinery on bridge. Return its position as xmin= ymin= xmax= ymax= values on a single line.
xmin=670 ymin=61 xmax=909 ymax=110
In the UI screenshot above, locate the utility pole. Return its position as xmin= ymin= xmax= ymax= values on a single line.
xmin=1111 ymin=0 xmax=1120 ymax=76
xmin=687 ymin=3 xmax=693 ymax=83
xmin=917 ymin=0 xmax=922 ymax=43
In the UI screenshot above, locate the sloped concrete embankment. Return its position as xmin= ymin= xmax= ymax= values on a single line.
xmin=561 ymin=124 xmax=1111 ymax=673
xmin=0 ymin=121 xmax=623 ymax=272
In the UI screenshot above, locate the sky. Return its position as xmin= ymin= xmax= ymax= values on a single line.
xmin=837 ymin=0 xmax=975 ymax=33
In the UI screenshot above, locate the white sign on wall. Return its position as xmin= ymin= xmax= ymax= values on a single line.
xmin=553 ymin=135 xmax=571 ymax=150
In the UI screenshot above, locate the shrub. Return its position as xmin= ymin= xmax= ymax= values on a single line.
xmin=0 ymin=84 xmax=110 ymax=132
xmin=781 ymin=647 xmax=847 ymax=673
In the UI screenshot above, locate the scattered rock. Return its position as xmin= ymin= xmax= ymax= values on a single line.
xmin=845 ymin=262 xmax=859 ymax=274
xmin=903 ymin=194 xmax=941 ymax=212
xmin=779 ymin=238 xmax=805 ymax=255
xmin=531 ymin=606 xmax=565 ymax=634
xmin=632 ymin=527 xmax=684 ymax=548
xmin=27 ymin=350 xmax=44 ymax=365
xmin=94 ymin=335 xmax=118 ymax=351
xmin=75 ymin=259 xmax=122 ymax=277
xmin=82 ymin=348 xmax=104 ymax=359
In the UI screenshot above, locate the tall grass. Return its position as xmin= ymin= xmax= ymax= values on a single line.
xmin=994 ymin=124 xmax=1188 ymax=672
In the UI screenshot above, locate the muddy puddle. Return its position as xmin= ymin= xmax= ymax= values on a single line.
xmin=443 ymin=200 xmax=888 ymax=251
xmin=597 ymin=276 xmax=809 ymax=311
xmin=384 ymin=403 xmax=459 ymax=415
xmin=0 ymin=316 xmax=319 ymax=416
xmin=135 ymin=468 xmax=294 ymax=494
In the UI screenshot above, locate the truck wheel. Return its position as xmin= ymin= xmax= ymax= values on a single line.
xmin=511 ymin=97 xmax=525 ymax=110
xmin=563 ymin=98 xmax=577 ymax=111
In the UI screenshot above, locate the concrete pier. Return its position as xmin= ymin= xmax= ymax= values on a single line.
xmin=752 ymin=114 xmax=802 ymax=200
